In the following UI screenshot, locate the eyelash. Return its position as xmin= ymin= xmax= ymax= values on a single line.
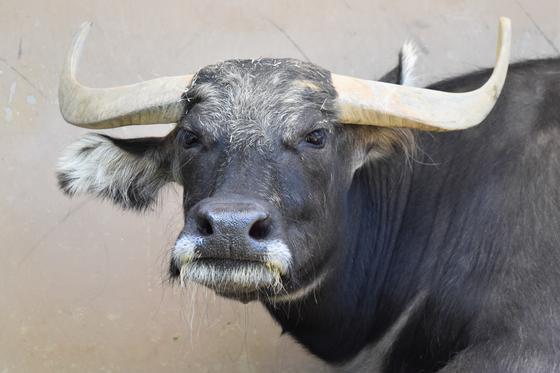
xmin=180 ymin=129 xmax=200 ymax=148
xmin=303 ymin=129 xmax=327 ymax=148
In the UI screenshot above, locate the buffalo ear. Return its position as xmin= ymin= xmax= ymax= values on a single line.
xmin=378 ymin=40 xmax=420 ymax=86
xmin=57 ymin=133 xmax=174 ymax=211
xmin=347 ymin=41 xmax=420 ymax=172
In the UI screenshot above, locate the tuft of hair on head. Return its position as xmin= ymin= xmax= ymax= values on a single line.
xmin=56 ymin=133 xmax=172 ymax=211
xmin=399 ymin=40 xmax=420 ymax=87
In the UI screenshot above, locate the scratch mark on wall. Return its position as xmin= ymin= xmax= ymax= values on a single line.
xmin=515 ymin=0 xmax=559 ymax=54
xmin=4 ymin=107 xmax=13 ymax=123
xmin=60 ymin=199 xmax=90 ymax=224
xmin=17 ymin=38 xmax=23 ymax=60
xmin=0 ymin=58 xmax=48 ymax=99
xmin=8 ymin=82 xmax=16 ymax=103
xmin=265 ymin=18 xmax=311 ymax=62
xmin=17 ymin=199 xmax=90 ymax=266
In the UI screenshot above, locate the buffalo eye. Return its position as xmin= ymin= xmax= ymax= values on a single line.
xmin=180 ymin=130 xmax=200 ymax=148
xmin=304 ymin=129 xmax=327 ymax=148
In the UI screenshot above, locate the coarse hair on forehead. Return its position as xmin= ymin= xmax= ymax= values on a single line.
xmin=180 ymin=58 xmax=339 ymax=151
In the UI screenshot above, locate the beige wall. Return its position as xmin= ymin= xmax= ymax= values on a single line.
xmin=0 ymin=1 xmax=558 ymax=372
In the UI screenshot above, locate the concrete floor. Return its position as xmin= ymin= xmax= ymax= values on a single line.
xmin=0 ymin=0 xmax=558 ymax=372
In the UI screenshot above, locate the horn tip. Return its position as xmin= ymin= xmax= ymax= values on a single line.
xmin=80 ymin=21 xmax=93 ymax=30
xmin=498 ymin=17 xmax=512 ymax=30
xmin=75 ymin=22 xmax=93 ymax=41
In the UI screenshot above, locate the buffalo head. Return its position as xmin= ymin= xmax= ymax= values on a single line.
xmin=57 ymin=19 xmax=511 ymax=303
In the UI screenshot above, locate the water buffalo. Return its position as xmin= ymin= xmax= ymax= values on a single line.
xmin=56 ymin=18 xmax=560 ymax=372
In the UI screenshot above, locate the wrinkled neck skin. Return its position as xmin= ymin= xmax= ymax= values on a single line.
xmin=264 ymin=152 xmax=416 ymax=363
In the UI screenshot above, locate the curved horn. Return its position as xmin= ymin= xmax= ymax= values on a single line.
xmin=59 ymin=22 xmax=194 ymax=129
xmin=333 ymin=17 xmax=511 ymax=131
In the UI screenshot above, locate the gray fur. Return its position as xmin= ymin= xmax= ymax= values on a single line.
xmin=57 ymin=133 xmax=172 ymax=210
xmin=181 ymin=58 xmax=338 ymax=152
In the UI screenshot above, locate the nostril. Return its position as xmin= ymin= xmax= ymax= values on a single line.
xmin=249 ymin=217 xmax=271 ymax=240
xmin=196 ymin=215 xmax=213 ymax=236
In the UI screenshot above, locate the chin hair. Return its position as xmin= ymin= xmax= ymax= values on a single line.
xmin=179 ymin=261 xmax=285 ymax=294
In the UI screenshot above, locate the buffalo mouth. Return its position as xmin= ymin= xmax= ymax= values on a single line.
xmin=171 ymin=257 xmax=286 ymax=302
